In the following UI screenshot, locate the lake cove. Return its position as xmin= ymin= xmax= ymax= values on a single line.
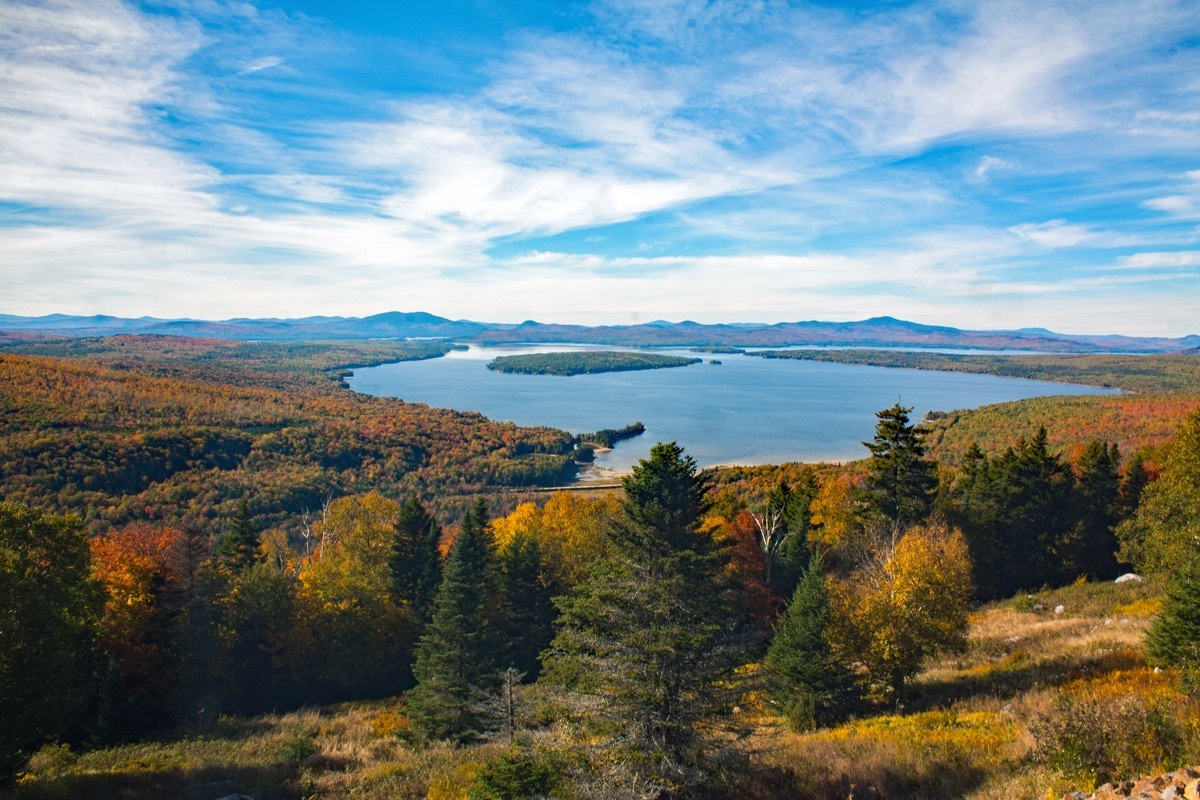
xmin=347 ymin=345 xmax=1121 ymax=473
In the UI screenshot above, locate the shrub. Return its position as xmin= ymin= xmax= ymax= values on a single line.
xmin=467 ymin=748 xmax=562 ymax=800
xmin=1031 ymin=684 xmax=1190 ymax=788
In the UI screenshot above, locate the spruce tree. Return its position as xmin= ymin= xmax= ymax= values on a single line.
xmin=863 ymin=403 xmax=937 ymax=527
xmin=212 ymin=497 xmax=258 ymax=572
xmin=407 ymin=499 xmax=503 ymax=741
xmin=1145 ymin=542 xmax=1200 ymax=678
xmin=391 ymin=495 xmax=443 ymax=625
xmin=499 ymin=531 xmax=555 ymax=682
xmin=1064 ymin=441 xmax=1122 ymax=579
xmin=543 ymin=442 xmax=747 ymax=792
xmin=764 ymin=553 xmax=856 ymax=730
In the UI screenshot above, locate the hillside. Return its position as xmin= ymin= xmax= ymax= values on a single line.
xmin=0 ymin=336 xmax=597 ymax=533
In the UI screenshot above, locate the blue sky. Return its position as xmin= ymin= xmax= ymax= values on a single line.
xmin=1 ymin=0 xmax=1198 ymax=335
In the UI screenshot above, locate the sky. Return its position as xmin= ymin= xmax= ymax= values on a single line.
xmin=1 ymin=0 xmax=1199 ymax=335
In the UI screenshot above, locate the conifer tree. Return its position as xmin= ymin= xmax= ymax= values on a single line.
xmin=212 ymin=497 xmax=258 ymax=572
xmin=764 ymin=553 xmax=856 ymax=729
xmin=408 ymin=499 xmax=503 ymax=741
xmin=863 ymin=403 xmax=937 ymax=527
xmin=1145 ymin=542 xmax=1200 ymax=679
xmin=1063 ymin=441 xmax=1122 ymax=579
xmin=499 ymin=531 xmax=555 ymax=681
xmin=543 ymin=442 xmax=747 ymax=793
xmin=391 ymin=495 xmax=443 ymax=625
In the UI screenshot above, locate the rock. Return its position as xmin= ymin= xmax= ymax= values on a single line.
xmin=1115 ymin=572 xmax=1143 ymax=583
xmin=1184 ymin=779 xmax=1200 ymax=800
xmin=1164 ymin=786 xmax=1184 ymax=799
xmin=1055 ymin=605 xmax=1066 ymax=614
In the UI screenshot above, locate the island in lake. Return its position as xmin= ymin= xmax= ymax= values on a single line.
xmin=487 ymin=350 xmax=702 ymax=376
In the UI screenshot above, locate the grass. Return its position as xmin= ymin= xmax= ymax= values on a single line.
xmin=9 ymin=580 xmax=1197 ymax=800
xmin=759 ymin=578 xmax=1200 ymax=800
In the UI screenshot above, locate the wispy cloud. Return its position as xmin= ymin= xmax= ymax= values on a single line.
xmin=1118 ymin=251 xmax=1200 ymax=269
xmin=0 ymin=0 xmax=1197 ymax=335
xmin=238 ymin=55 xmax=282 ymax=75
xmin=1009 ymin=220 xmax=1102 ymax=248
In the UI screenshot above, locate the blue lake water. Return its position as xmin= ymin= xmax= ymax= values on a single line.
xmin=348 ymin=345 xmax=1120 ymax=471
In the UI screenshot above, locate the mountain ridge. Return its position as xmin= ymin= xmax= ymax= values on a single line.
xmin=0 ymin=312 xmax=1197 ymax=353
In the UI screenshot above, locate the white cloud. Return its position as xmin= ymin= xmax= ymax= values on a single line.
xmin=1008 ymin=220 xmax=1100 ymax=248
xmin=1117 ymin=251 xmax=1200 ymax=269
xmin=238 ymin=55 xmax=282 ymax=75
xmin=969 ymin=155 xmax=1017 ymax=184
xmin=0 ymin=0 xmax=1197 ymax=338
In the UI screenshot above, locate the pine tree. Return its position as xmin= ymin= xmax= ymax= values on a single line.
xmin=764 ymin=553 xmax=856 ymax=730
xmin=543 ymin=442 xmax=748 ymax=793
xmin=1063 ymin=441 xmax=1122 ymax=579
xmin=863 ymin=403 xmax=937 ymax=527
xmin=391 ymin=495 xmax=443 ymax=625
xmin=407 ymin=499 xmax=503 ymax=741
xmin=499 ymin=531 xmax=555 ymax=681
xmin=212 ymin=497 xmax=258 ymax=572
xmin=1145 ymin=542 xmax=1200 ymax=677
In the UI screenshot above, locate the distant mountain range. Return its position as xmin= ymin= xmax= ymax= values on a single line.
xmin=1 ymin=311 xmax=1197 ymax=354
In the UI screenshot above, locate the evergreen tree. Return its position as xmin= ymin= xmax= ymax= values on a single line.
xmin=499 ymin=531 xmax=555 ymax=682
xmin=1119 ymin=451 xmax=1150 ymax=515
xmin=212 ymin=497 xmax=258 ymax=572
xmin=764 ymin=553 xmax=856 ymax=730
xmin=1063 ymin=441 xmax=1122 ymax=579
xmin=543 ymin=442 xmax=748 ymax=793
xmin=408 ymin=499 xmax=503 ymax=741
xmin=391 ymin=495 xmax=443 ymax=625
xmin=1145 ymin=542 xmax=1200 ymax=683
xmin=754 ymin=474 xmax=818 ymax=600
xmin=863 ymin=403 xmax=937 ymax=527
xmin=948 ymin=429 xmax=1072 ymax=598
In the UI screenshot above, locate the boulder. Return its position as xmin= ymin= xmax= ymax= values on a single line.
xmin=1115 ymin=573 xmax=1143 ymax=583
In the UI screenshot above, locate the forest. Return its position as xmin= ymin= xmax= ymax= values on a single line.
xmin=2 ymin=335 xmax=1200 ymax=799
xmin=486 ymin=351 xmax=701 ymax=376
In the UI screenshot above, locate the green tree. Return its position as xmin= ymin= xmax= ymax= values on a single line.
xmin=947 ymin=428 xmax=1073 ymax=598
xmin=1117 ymin=410 xmax=1200 ymax=577
xmin=211 ymin=497 xmax=258 ymax=573
xmin=863 ymin=403 xmax=937 ymax=527
xmin=1145 ymin=542 xmax=1200 ymax=685
xmin=408 ymin=499 xmax=504 ymax=741
xmin=543 ymin=442 xmax=747 ymax=794
xmin=391 ymin=495 xmax=443 ymax=625
xmin=764 ymin=553 xmax=857 ymax=730
xmin=0 ymin=504 xmax=102 ymax=780
xmin=499 ymin=531 xmax=555 ymax=682
xmin=1062 ymin=441 xmax=1122 ymax=579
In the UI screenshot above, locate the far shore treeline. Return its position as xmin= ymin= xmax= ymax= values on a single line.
xmin=486 ymin=350 xmax=701 ymax=376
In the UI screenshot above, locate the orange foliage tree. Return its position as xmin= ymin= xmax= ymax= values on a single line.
xmin=90 ymin=523 xmax=194 ymax=729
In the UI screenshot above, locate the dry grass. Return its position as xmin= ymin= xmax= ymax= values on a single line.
xmin=754 ymin=580 xmax=1194 ymax=800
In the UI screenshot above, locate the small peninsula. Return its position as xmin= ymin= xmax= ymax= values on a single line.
xmin=486 ymin=350 xmax=702 ymax=376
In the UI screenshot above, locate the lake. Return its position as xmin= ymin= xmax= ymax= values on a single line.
xmin=348 ymin=345 xmax=1120 ymax=472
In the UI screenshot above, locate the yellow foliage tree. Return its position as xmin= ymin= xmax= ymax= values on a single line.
xmin=809 ymin=474 xmax=866 ymax=560
xmin=293 ymin=492 xmax=415 ymax=697
xmin=831 ymin=521 xmax=973 ymax=705
xmin=491 ymin=492 xmax=617 ymax=589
